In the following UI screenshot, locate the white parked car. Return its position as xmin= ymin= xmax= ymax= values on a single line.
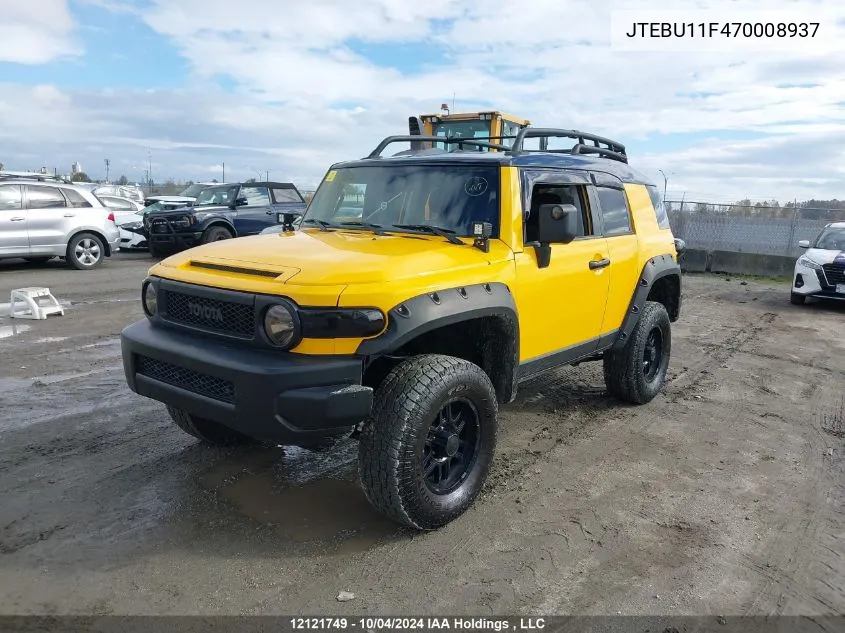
xmin=118 ymin=200 xmax=189 ymax=250
xmin=93 ymin=184 xmax=146 ymax=204
xmin=0 ymin=176 xmax=120 ymax=270
xmin=791 ymin=222 xmax=845 ymax=304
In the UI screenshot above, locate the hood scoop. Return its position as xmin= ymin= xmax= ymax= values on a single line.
xmin=188 ymin=260 xmax=289 ymax=279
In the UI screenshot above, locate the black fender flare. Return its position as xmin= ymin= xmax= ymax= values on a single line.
xmin=356 ymin=282 xmax=519 ymax=357
xmin=612 ymin=254 xmax=681 ymax=350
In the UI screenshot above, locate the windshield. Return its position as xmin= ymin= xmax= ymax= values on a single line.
xmin=814 ymin=226 xmax=845 ymax=250
xmin=194 ymin=185 xmax=238 ymax=206
xmin=179 ymin=183 xmax=210 ymax=198
xmin=305 ymin=164 xmax=500 ymax=237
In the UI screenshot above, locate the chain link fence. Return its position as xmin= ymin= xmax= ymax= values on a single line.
xmin=666 ymin=201 xmax=845 ymax=259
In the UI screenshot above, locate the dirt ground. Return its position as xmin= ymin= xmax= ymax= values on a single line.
xmin=0 ymin=253 xmax=842 ymax=617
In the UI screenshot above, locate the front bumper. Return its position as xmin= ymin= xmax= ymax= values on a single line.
xmin=792 ymin=263 xmax=845 ymax=299
xmin=148 ymin=230 xmax=203 ymax=250
xmin=121 ymin=319 xmax=373 ymax=445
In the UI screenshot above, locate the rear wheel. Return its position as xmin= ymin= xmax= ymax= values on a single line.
xmin=358 ymin=354 xmax=498 ymax=530
xmin=202 ymin=226 xmax=234 ymax=243
xmin=166 ymin=406 xmax=259 ymax=446
xmin=603 ymin=301 xmax=671 ymax=404
xmin=66 ymin=232 xmax=105 ymax=270
xmin=790 ymin=292 xmax=806 ymax=305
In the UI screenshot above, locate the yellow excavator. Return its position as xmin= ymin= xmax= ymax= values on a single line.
xmin=408 ymin=104 xmax=531 ymax=152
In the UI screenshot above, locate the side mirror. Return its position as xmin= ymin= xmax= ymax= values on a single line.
xmin=229 ymin=197 xmax=248 ymax=209
xmin=537 ymin=204 xmax=578 ymax=244
xmin=529 ymin=204 xmax=578 ymax=269
xmin=798 ymin=240 xmax=810 ymax=248
xmin=674 ymin=237 xmax=687 ymax=256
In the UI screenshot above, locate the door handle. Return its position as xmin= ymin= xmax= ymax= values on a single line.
xmin=265 ymin=210 xmax=274 ymax=215
xmin=63 ymin=213 xmax=76 ymax=217
xmin=10 ymin=217 xmax=25 ymax=221
xmin=589 ymin=258 xmax=611 ymax=270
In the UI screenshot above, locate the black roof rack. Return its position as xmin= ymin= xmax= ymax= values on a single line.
xmin=509 ymin=128 xmax=628 ymax=163
xmin=367 ymin=135 xmax=510 ymax=159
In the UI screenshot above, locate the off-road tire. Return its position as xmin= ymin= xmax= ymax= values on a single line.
xmin=166 ymin=406 xmax=258 ymax=446
xmin=603 ymin=300 xmax=671 ymax=405
xmin=358 ymin=354 xmax=498 ymax=530
xmin=66 ymin=232 xmax=105 ymax=270
xmin=790 ymin=292 xmax=806 ymax=305
xmin=201 ymin=226 xmax=234 ymax=243
xmin=24 ymin=257 xmax=52 ymax=264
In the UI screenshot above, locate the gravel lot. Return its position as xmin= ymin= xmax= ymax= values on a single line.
xmin=0 ymin=254 xmax=843 ymax=616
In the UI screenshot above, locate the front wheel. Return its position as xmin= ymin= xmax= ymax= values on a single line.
xmin=201 ymin=226 xmax=234 ymax=243
xmin=358 ymin=354 xmax=498 ymax=530
xmin=66 ymin=232 xmax=105 ymax=270
xmin=603 ymin=300 xmax=671 ymax=404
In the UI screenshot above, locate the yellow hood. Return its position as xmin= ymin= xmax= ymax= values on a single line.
xmin=154 ymin=228 xmax=514 ymax=286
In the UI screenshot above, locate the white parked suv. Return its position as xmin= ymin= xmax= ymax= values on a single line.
xmin=0 ymin=175 xmax=121 ymax=270
xmin=791 ymin=222 xmax=845 ymax=304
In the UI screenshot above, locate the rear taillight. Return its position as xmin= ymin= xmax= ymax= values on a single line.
xmin=107 ymin=212 xmax=115 ymax=223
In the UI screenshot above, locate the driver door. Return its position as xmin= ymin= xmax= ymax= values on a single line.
xmin=511 ymin=171 xmax=611 ymax=372
xmin=232 ymin=185 xmax=273 ymax=235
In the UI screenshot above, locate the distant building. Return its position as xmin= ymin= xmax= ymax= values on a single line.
xmin=71 ymin=161 xmax=83 ymax=175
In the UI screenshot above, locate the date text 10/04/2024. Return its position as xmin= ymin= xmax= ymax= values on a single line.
xmin=624 ymin=22 xmax=819 ymax=38
xmin=290 ymin=618 xmax=547 ymax=631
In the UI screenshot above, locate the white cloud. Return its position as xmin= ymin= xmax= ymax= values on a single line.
xmin=3 ymin=0 xmax=845 ymax=203
xmin=0 ymin=0 xmax=79 ymax=64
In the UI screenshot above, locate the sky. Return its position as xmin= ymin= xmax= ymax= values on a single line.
xmin=1 ymin=0 xmax=844 ymax=203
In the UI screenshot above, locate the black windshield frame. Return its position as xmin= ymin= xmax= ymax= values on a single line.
xmin=304 ymin=163 xmax=501 ymax=238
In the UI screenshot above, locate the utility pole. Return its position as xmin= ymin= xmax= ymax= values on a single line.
xmin=222 ymin=162 xmax=225 ymax=182
xmin=104 ymin=158 xmax=110 ymax=183
xmin=266 ymin=170 xmax=269 ymax=181
xmin=147 ymin=148 xmax=152 ymax=194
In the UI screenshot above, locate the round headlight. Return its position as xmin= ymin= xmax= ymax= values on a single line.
xmin=143 ymin=282 xmax=157 ymax=316
xmin=264 ymin=304 xmax=297 ymax=347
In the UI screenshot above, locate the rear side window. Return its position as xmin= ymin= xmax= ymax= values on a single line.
xmin=596 ymin=187 xmax=632 ymax=236
xmin=63 ymin=188 xmax=93 ymax=208
xmin=646 ymin=184 xmax=670 ymax=229
xmin=26 ymin=186 xmax=67 ymax=209
xmin=0 ymin=184 xmax=22 ymax=210
xmin=272 ymin=188 xmax=303 ymax=203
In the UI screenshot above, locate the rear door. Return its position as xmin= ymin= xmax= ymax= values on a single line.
xmin=588 ymin=172 xmax=642 ymax=336
xmin=24 ymin=185 xmax=72 ymax=251
xmin=232 ymin=185 xmax=273 ymax=235
xmin=0 ymin=184 xmax=28 ymax=256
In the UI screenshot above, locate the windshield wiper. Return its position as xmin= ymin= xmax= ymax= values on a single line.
xmin=338 ymin=221 xmax=386 ymax=236
xmin=301 ymin=218 xmax=333 ymax=232
xmin=391 ymin=224 xmax=464 ymax=245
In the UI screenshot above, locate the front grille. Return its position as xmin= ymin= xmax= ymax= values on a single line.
xmin=163 ymin=291 xmax=254 ymax=337
xmin=822 ymin=264 xmax=845 ymax=286
xmin=136 ymin=355 xmax=235 ymax=403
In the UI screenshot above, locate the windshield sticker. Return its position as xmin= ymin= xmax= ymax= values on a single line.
xmin=464 ymin=177 xmax=488 ymax=196
xmin=325 ymin=170 xmax=337 ymax=182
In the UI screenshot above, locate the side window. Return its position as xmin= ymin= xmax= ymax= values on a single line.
xmin=26 ymin=186 xmax=67 ymax=209
xmin=525 ymin=183 xmax=591 ymax=243
xmin=0 ymin=185 xmax=22 ymax=210
xmin=239 ymin=186 xmax=271 ymax=206
xmin=272 ymin=188 xmax=303 ymax=203
xmin=62 ymin=188 xmax=93 ymax=208
xmin=646 ymin=184 xmax=670 ymax=229
xmin=596 ymin=187 xmax=632 ymax=236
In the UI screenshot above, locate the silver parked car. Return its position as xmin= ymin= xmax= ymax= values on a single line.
xmin=0 ymin=174 xmax=121 ymax=270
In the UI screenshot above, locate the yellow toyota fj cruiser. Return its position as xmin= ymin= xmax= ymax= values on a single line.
xmin=120 ymin=128 xmax=684 ymax=530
